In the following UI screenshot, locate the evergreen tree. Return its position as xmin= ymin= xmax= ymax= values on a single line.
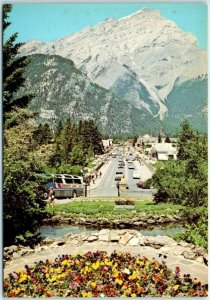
xmin=165 ymin=135 xmax=171 ymax=143
xmin=3 ymin=6 xmax=46 ymax=246
xmin=150 ymin=121 xmax=207 ymax=207
xmin=177 ymin=119 xmax=197 ymax=160
xmin=4 ymin=109 xmax=46 ymax=245
xmin=3 ymin=4 xmax=33 ymax=113
xmin=33 ymin=123 xmax=53 ymax=145
xmin=158 ymin=133 xmax=162 ymax=143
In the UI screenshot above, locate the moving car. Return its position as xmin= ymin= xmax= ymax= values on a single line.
xmin=115 ymin=171 xmax=124 ymax=181
xmin=133 ymin=171 xmax=140 ymax=179
xmin=128 ymin=164 xmax=135 ymax=169
xmin=118 ymin=164 xmax=124 ymax=169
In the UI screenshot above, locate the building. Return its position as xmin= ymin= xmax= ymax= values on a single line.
xmin=136 ymin=134 xmax=158 ymax=147
xmin=150 ymin=143 xmax=178 ymax=160
xmin=102 ymin=139 xmax=113 ymax=149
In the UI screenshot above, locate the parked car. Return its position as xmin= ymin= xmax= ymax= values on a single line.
xmin=133 ymin=171 xmax=140 ymax=179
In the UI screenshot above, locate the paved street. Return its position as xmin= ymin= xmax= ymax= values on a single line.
xmin=89 ymin=155 xmax=155 ymax=197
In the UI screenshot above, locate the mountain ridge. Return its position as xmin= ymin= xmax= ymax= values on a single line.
xmin=19 ymin=8 xmax=207 ymax=133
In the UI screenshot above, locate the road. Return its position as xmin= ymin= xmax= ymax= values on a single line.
xmin=90 ymin=152 xmax=155 ymax=197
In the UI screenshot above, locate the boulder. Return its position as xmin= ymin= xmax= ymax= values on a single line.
xmin=144 ymin=237 xmax=165 ymax=249
xmin=110 ymin=233 xmax=120 ymax=242
xmin=119 ymin=233 xmax=133 ymax=245
xmin=19 ymin=247 xmax=34 ymax=256
xmin=178 ymin=241 xmax=190 ymax=248
xmin=99 ymin=229 xmax=110 ymax=235
xmin=170 ymin=245 xmax=184 ymax=256
xmin=71 ymin=239 xmax=80 ymax=245
xmin=98 ymin=235 xmax=109 ymax=242
xmin=196 ymin=256 xmax=204 ymax=264
xmin=183 ymin=250 xmax=197 ymax=260
xmin=5 ymin=245 xmax=18 ymax=254
xmin=158 ymin=236 xmax=177 ymax=246
xmin=98 ymin=218 xmax=109 ymax=225
xmin=133 ymin=221 xmax=144 ymax=226
xmin=42 ymin=237 xmax=56 ymax=245
xmin=78 ymin=217 xmax=87 ymax=224
xmin=132 ymin=217 xmax=140 ymax=222
xmin=147 ymin=219 xmax=156 ymax=224
xmin=88 ymin=236 xmax=98 ymax=242
xmin=12 ymin=252 xmax=21 ymax=259
xmin=128 ymin=237 xmax=139 ymax=246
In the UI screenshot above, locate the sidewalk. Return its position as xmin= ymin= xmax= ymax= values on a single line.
xmin=133 ymin=160 xmax=153 ymax=182
xmin=88 ymin=159 xmax=112 ymax=190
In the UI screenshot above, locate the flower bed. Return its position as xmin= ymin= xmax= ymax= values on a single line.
xmin=4 ymin=251 xmax=208 ymax=297
xmin=115 ymin=199 xmax=135 ymax=206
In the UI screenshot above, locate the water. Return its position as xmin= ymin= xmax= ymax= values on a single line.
xmin=38 ymin=225 xmax=97 ymax=238
xmin=38 ymin=224 xmax=184 ymax=238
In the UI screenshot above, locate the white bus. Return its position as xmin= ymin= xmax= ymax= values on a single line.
xmin=46 ymin=174 xmax=84 ymax=198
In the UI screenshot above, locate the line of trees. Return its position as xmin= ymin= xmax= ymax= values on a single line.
xmin=3 ymin=5 xmax=104 ymax=246
xmin=34 ymin=119 xmax=104 ymax=174
xmin=151 ymin=119 xmax=207 ymax=207
xmin=149 ymin=120 xmax=207 ymax=248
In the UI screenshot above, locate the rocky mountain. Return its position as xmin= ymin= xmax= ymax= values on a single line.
xmin=19 ymin=8 xmax=208 ymax=133
xmin=16 ymin=54 xmax=164 ymax=135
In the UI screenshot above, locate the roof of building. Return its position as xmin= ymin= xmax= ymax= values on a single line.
xmin=152 ymin=143 xmax=178 ymax=153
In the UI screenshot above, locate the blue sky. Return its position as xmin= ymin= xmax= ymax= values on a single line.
xmin=5 ymin=3 xmax=208 ymax=49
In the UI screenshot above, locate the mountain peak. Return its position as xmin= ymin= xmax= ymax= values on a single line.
xmin=120 ymin=7 xmax=160 ymax=19
xmin=19 ymin=8 xmax=207 ymax=131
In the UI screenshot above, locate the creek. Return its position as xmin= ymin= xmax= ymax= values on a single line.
xmin=38 ymin=224 xmax=184 ymax=239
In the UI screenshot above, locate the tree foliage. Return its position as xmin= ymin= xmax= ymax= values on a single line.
xmin=151 ymin=120 xmax=207 ymax=207
xmin=3 ymin=6 xmax=46 ymax=246
xmin=49 ymin=119 xmax=104 ymax=170
xmin=3 ymin=4 xmax=33 ymax=113
xmin=4 ymin=109 xmax=47 ymax=246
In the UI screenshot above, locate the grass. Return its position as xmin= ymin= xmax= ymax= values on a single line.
xmin=46 ymin=197 xmax=184 ymax=219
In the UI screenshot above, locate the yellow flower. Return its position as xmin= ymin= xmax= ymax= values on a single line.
xmin=131 ymin=293 xmax=137 ymax=297
xmin=49 ymin=267 xmax=54 ymax=273
xmin=19 ymin=274 xmax=28 ymax=283
xmin=56 ymin=267 xmax=62 ymax=273
xmin=92 ymin=261 xmax=100 ymax=270
xmin=81 ymin=291 xmax=92 ymax=297
xmin=115 ymin=278 xmax=123 ymax=285
xmin=121 ymin=293 xmax=127 ymax=297
xmin=90 ymin=282 xmax=96 ymax=288
xmin=50 ymin=275 xmax=57 ymax=282
xmin=85 ymin=266 xmax=90 ymax=272
xmin=61 ymin=260 xmax=68 ymax=266
xmin=104 ymin=258 xmax=112 ymax=266
xmin=46 ymin=273 xmax=49 ymax=279
xmin=173 ymin=285 xmax=180 ymax=291
xmin=129 ymin=271 xmax=139 ymax=280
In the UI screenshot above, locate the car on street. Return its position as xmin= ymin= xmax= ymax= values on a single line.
xmin=115 ymin=171 xmax=124 ymax=181
xmin=128 ymin=164 xmax=135 ymax=169
xmin=118 ymin=164 xmax=124 ymax=169
xmin=133 ymin=171 xmax=140 ymax=179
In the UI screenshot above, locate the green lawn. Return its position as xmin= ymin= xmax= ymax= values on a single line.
xmin=46 ymin=197 xmax=184 ymax=219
